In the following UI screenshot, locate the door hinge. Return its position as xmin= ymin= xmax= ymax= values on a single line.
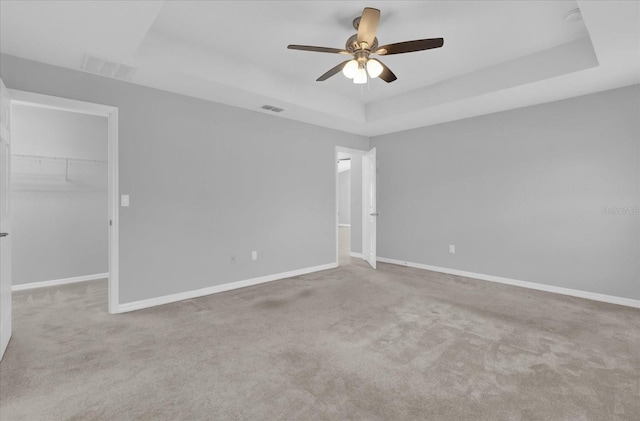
xmin=109 ymin=220 xmax=112 ymax=226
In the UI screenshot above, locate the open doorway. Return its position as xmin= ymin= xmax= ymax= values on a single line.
xmin=8 ymin=90 xmax=119 ymax=314
xmin=337 ymin=153 xmax=352 ymax=262
xmin=11 ymin=103 xmax=108 ymax=289
xmin=335 ymin=147 xmax=366 ymax=266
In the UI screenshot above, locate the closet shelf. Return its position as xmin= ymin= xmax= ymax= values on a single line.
xmin=11 ymin=153 xmax=108 ymax=188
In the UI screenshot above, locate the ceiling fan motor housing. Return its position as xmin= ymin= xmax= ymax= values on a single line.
xmin=346 ymin=34 xmax=379 ymax=56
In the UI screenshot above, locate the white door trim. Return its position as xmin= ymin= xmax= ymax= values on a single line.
xmin=363 ymin=147 xmax=377 ymax=269
xmin=335 ymin=146 xmax=366 ymax=264
xmin=9 ymin=89 xmax=120 ymax=314
xmin=0 ymin=78 xmax=13 ymax=360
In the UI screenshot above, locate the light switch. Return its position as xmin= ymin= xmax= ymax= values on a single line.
xmin=121 ymin=195 xmax=130 ymax=207
xmin=449 ymin=245 xmax=456 ymax=254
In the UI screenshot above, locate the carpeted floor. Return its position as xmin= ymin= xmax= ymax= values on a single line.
xmin=1 ymin=228 xmax=639 ymax=420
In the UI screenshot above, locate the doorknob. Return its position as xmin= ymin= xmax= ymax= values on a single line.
xmin=369 ymin=213 xmax=379 ymax=216
xmin=0 ymin=233 xmax=8 ymax=237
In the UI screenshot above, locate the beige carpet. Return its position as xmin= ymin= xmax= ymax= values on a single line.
xmin=1 ymin=231 xmax=639 ymax=420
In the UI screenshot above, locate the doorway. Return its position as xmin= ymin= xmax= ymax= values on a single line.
xmin=7 ymin=90 xmax=119 ymax=313
xmin=12 ymin=102 xmax=109 ymax=283
xmin=335 ymin=146 xmax=372 ymax=267
xmin=0 ymin=84 xmax=121 ymax=361
xmin=337 ymin=153 xmax=352 ymax=263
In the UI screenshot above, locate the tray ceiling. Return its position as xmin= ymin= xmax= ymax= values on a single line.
xmin=1 ymin=1 xmax=638 ymax=136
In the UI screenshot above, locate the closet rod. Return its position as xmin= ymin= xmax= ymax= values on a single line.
xmin=12 ymin=154 xmax=107 ymax=164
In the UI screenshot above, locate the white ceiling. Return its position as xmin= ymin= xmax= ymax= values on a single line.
xmin=1 ymin=1 xmax=639 ymax=137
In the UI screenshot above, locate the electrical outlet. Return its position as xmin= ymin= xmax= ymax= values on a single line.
xmin=252 ymin=251 xmax=257 ymax=261
xmin=449 ymin=245 xmax=456 ymax=254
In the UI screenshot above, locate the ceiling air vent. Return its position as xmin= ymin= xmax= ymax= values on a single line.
xmin=81 ymin=54 xmax=137 ymax=81
xmin=261 ymin=105 xmax=285 ymax=113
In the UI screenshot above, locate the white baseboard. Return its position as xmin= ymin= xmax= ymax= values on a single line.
xmin=12 ymin=273 xmax=109 ymax=291
xmin=0 ymin=316 xmax=11 ymax=361
xmin=377 ymin=257 xmax=640 ymax=309
xmin=117 ymin=262 xmax=338 ymax=313
xmin=349 ymin=252 xmax=364 ymax=258
xmin=338 ymin=224 xmax=351 ymax=227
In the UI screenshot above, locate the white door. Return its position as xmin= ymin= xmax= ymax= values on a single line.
xmin=0 ymin=78 xmax=12 ymax=360
xmin=363 ymin=147 xmax=377 ymax=269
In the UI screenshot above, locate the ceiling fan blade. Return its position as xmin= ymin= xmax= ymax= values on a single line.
xmin=356 ymin=7 xmax=380 ymax=48
xmin=377 ymin=61 xmax=397 ymax=83
xmin=316 ymin=60 xmax=352 ymax=81
xmin=288 ymin=45 xmax=349 ymax=54
xmin=375 ymin=38 xmax=444 ymax=55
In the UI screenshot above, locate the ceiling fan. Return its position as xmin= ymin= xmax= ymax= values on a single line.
xmin=287 ymin=7 xmax=444 ymax=84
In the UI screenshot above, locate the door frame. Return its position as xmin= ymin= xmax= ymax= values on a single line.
xmin=9 ymin=90 xmax=120 ymax=314
xmin=335 ymin=146 xmax=366 ymax=264
xmin=363 ymin=147 xmax=377 ymax=269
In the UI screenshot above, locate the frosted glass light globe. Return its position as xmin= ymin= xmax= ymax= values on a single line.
xmin=342 ymin=60 xmax=359 ymax=79
xmin=366 ymin=59 xmax=384 ymax=78
xmin=353 ymin=67 xmax=368 ymax=84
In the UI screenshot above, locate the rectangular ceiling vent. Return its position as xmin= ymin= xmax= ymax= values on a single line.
xmin=81 ymin=54 xmax=137 ymax=81
xmin=261 ymin=105 xmax=285 ymax=113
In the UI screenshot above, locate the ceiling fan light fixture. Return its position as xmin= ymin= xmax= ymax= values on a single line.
xmin=342 ymin=59 xmax=359 ymax=78
xmin=366 ymin=59 xmax=383 ymax=78
xmin=288 ymin=7 xmax=443 ymax=85
xmin=353 ymin=67 xmax=368 ymax=84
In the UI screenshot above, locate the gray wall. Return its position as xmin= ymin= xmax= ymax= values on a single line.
xmin=371 ymin=85 xmax=640 ymax=300
xmin=338 ymin=169 xmax=351 ymax=225
xmin=12 ymin=104 xmax=107 ymax=159
xmin=11 ymin=104 xmax=108 ymax=285
xmin=1 ymin=54 xmax=368 ymax=303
